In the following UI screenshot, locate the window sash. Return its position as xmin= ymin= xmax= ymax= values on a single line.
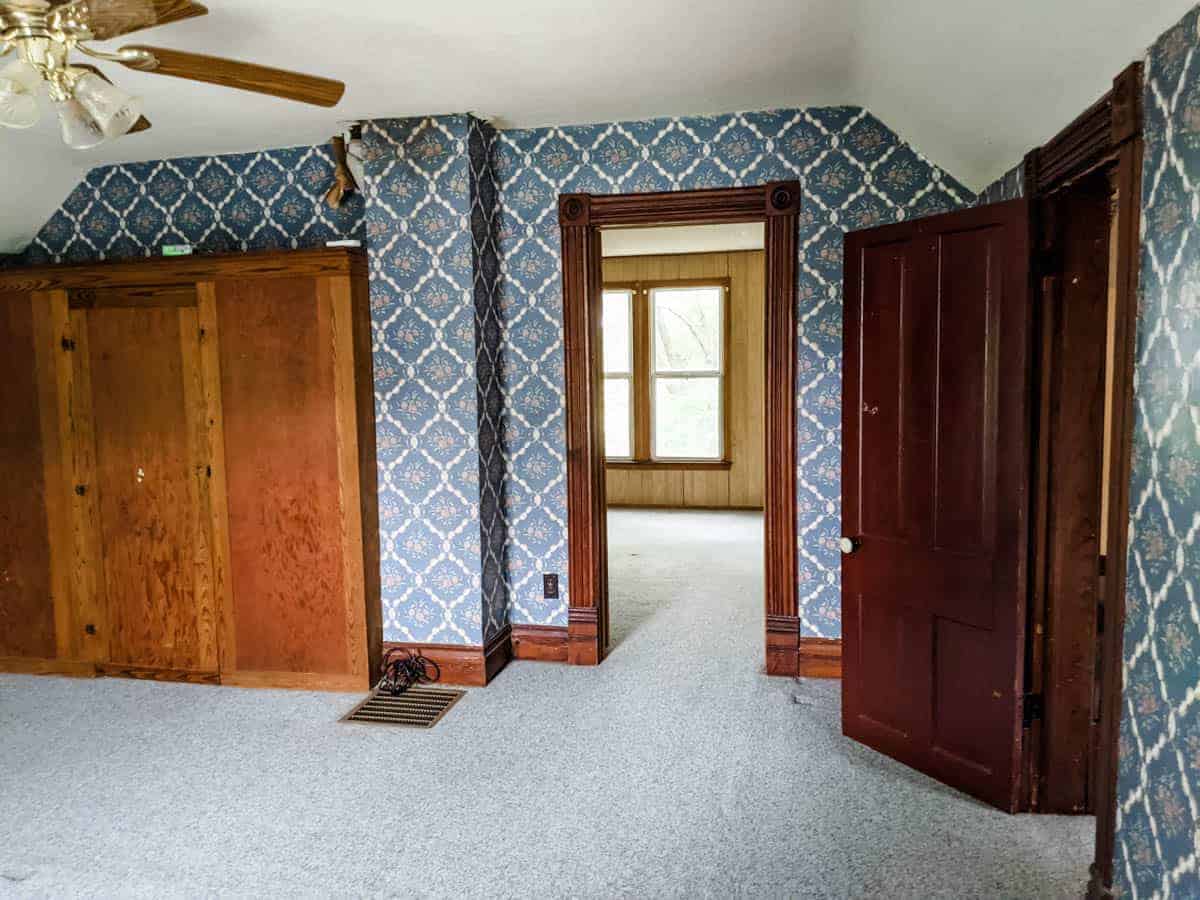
xmin=603 ymin=373 xmax=634 ymax=460
xmin=600 ymin=279 xmax=728 ymax=464
xmin=649 ymin=285 xmax=724 ymax=461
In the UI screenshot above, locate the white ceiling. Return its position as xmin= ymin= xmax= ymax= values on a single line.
xmin=602 ymin=223 xmax=764 ymax=257
xmin=1 ymin=0 xmax=1194 ymax=254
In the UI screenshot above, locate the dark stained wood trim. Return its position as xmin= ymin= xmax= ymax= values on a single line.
xmin=1092 ymin=109 xmax=1144 ymax=893
xmin=511 ymin=624 xmax=569 ymax=662
xmin=1032 ymin=63 xmax=1141 ymax=200
xmin=484 ymin=624 xmax=513 ymax=683
xmin=765 ymin=614 xmax=800 ymax=677
xmin=798 ymin=637 xmax=842 ymax=679
xmin=0 ymin=247 xmax=367 ymax=292
xmin=567 ymin=606 xmax=602 ymax=666
xmin=1022 ymin=58 xmax=1143 ymax=891
xmin=560 ymin=183 xmax=800 ymax=672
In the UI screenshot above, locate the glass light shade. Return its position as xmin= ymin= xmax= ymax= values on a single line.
xmin=0 ymin=61 xmax=41 ymax=130
xmin=72 ymin=72 xmax=142 ymax=139
xmin=56 ymin=98 xmax=106 ymax=150
xmin=0 ymin=60 xmax=41 ymax=93
xmin=0 ymin=79 xmax=39 ymax=129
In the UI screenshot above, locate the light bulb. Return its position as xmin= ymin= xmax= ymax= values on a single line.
xmin=56 ymin=97 xmax=106 ymax=150
xmin=72 ymin=72 xmax=142 ymax=139
xmin=0 ymin=61 xmax=40 ymax=130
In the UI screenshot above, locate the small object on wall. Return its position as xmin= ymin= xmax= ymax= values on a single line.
xmin=324 ymin=130 xmax=360 ymax=209
xmin=543 ymin=573 xmax=560 ymax=599
xmin=161 ymin=244 xmax=192 ymax=256
xmin=325 ymin=239 xmax=361 ymax=248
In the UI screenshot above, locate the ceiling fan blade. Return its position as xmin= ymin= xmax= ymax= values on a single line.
xmin=72 ymin=63 xmax=153 ymax=134
xmin=55 ymin=0 xmax=208 ymax=41
xmin=118 ymin=45 xmax=345 ymax=107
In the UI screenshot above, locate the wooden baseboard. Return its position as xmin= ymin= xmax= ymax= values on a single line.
xmin=384 ymin=625 xmax=512 ymax=687
xmin=484 ymin=624 xmax=513 ymax=682
xmin=798 ymin=637 xmax=842 ymax=678
xmin=765 ymin=615 xmax=800 ymax=676
xmin=220 ymin=670 xmax=369 ymax=692
xmin=511 ymin=624 xmax=569 ymax=662
xmin=95 ymin=663 xmax=221 ymax=684
xmin=0 ymin=656 xmax=99 ymax=678
xmin=568 ymin=607 xmax=602 ymax=665
xmin=0 ymin=657 xmax=371 ymax=692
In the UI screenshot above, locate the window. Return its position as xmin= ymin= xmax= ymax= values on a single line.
xmin=601 ymin=280 xmax=727 ymax=465
xmin=601 ymin=289 xmax=634 ymax=459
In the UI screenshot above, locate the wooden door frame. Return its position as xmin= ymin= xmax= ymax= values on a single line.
xmin=557 ymin=182 xmax=801 ymax=671
xmin=1015 ymin=62 xmax=1142 ymax=896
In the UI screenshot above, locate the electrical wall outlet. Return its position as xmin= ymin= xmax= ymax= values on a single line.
xmin=543 ymin=573 xmax=559 ymax=599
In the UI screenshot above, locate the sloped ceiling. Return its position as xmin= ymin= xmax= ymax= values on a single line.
xmin=0 ymin=0 xmax=1194 ymax=253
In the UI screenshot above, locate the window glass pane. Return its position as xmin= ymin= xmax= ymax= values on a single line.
xmin=654 ymin=376 xmax=720 ymax=459
xmin=602 ymin=290 xmax=632 ymax=374
xmin=603 ymin=377 xmax=632 ymax=458
xmin=653 ymin=287 xmax=721 ymax=372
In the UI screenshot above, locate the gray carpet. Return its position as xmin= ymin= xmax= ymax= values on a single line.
xmin=0 ymin=509 xmax=1092 ymax=899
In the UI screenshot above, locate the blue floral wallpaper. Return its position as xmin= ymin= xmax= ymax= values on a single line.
xmin=489 ymin=108 xmax=973 ymax=634
xmin=976 ymin=161 xmax=1024 ymax=206
xmin=1114 ymin=7 xmax=1200 ymax=897
xmin=22 ymin=143 xmax=363 ymax=263
xmin=363 ymin=115 xmax=504 ymax=645
xmin=22 ymin=107 xmax=974 ymax=645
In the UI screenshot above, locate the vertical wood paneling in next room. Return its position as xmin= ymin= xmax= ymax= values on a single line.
xmin=602 ymin=249 xmax=765 ymax=509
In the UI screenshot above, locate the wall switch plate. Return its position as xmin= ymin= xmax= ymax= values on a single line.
xmin=543 ymin=573 xmax=559 ymax=599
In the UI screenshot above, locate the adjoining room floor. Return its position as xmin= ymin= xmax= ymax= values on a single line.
xmin=0 ymin=509 xmax=1092 ymax=898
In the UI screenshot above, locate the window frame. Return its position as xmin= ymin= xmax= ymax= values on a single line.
xmin=601 ymin=277 xmax=731 ymax=470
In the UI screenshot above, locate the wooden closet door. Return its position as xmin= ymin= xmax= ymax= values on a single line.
xmin=0 ymin=291 xmax=57 ymax=661
xmin=86 ymin=296 xmax=219 ymax=677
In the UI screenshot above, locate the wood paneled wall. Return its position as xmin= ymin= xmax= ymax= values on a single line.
xmin=602 ymin=249 xmax=764 ymax=509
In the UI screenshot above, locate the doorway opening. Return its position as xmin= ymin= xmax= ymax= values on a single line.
xmin=556 ymin=182 xmax=802 ymax=671
xmin=597 ymin=223 xmax=766 ymax=653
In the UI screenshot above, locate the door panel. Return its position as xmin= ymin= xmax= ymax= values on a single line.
xmin=216 ymin=277 xmax=349 ymax=675
xmin=842 ymin=200 xmax=1031 ymax=812
xmin=0 ymin=292 xmax=56 ymax=659
xmin=88 ymin=305 xmax=216 ymax=673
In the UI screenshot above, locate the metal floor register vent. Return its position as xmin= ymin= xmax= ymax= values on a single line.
xmin=341 ymin=687 xmax=465 ymax=728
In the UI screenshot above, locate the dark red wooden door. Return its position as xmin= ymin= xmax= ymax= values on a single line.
xmin=841 ymin=200 xmax=1032 ymax=812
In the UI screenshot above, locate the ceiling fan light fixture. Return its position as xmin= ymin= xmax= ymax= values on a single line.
xmin=72 ymin=70 xmax=142 ymax=139
xmin=55 ymin=96 xmax=107 ymax=150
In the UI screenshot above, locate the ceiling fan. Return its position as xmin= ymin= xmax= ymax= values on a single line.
xmin=0 ymin=0 xmax=345 ymax=149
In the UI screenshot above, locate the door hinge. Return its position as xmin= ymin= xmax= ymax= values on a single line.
xmin=61 ymin=336 xmax=76 ymax=352
xmin=1023 ymin=692 xmax=1044 ymax=727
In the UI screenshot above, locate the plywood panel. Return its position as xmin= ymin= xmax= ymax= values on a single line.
xmin=0 ymin=291 xmax=55 ymax=658
xmin=217 ymin=276 xmax=349 ymax=675
xmin=601 ymin=250 xmax=764 ymax=509
xmin=63 ymin=307 xmax=108 ymax=661
xmin=88 ymin=305 xmax=213 ymax=672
